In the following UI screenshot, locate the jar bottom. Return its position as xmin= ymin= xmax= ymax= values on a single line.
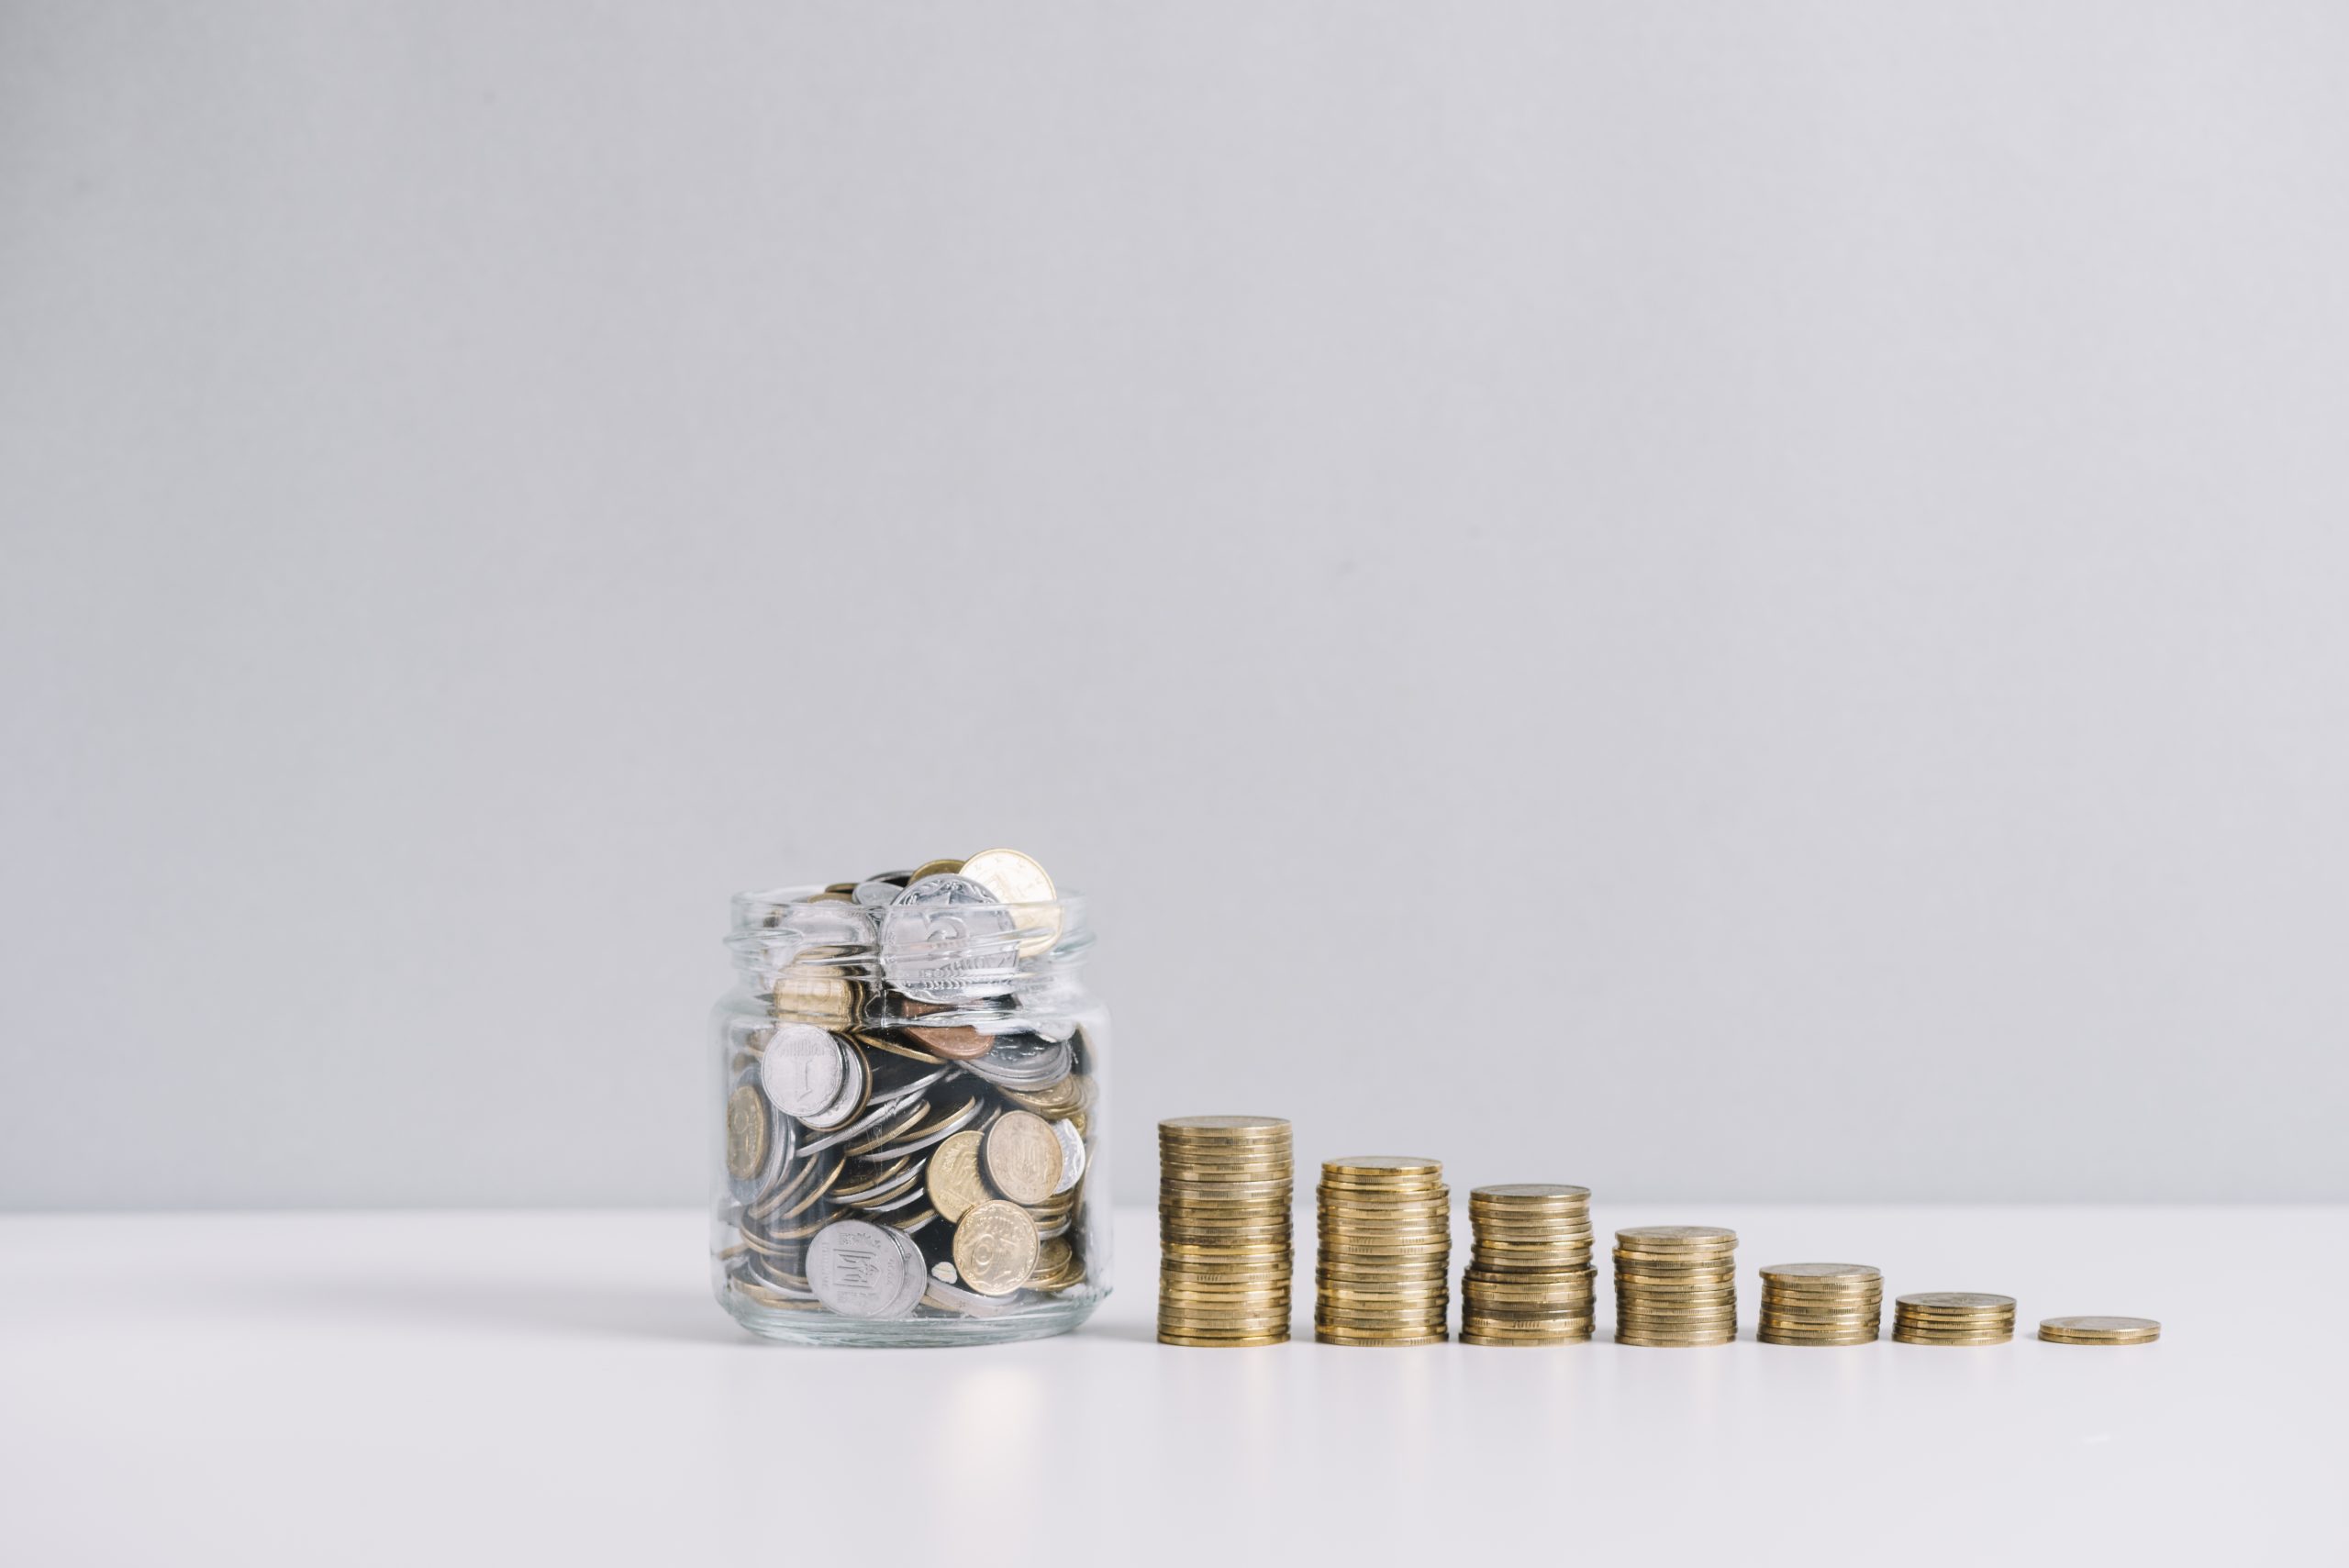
xmin=718 ymin=1284 xmax=1109 ymax=1347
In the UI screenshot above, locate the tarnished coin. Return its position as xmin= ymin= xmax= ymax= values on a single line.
xmin=953 ymin=1199 xmax=1041 ymax=1296
xmin=925 ymin=1129 xmax=989 ymax=1224
xmin=759 ymin=1024 xmax=849 ymax=1118
xmin=807 ymin=1218 xmax=921 ymax=1319
xmin=881 ymin=874 xmax=1020 ymax=1002
xmin=903 ymin=1022 xmax=995 ymax=1060
xmin=985 ymin=1110 xmax=1065 ymax=1205
xmin=958 ymin=847 xmax=1061 ymax=957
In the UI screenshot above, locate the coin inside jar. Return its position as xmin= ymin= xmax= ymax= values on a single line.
xmin=952 ymin=1199 xmax=1041 ymax=1296
xmin=759 ymin=1024 xmax=849 ymax=1119
xmin=902 ymin=1022 xmax=995 ymax=1061
xmin=958 ymin=846 xmax=1061 ymax=957
xmin=807 ymin=1218 xmax=926 ymax=1319
xmin=724 ymin=1084 xmax=770 ymax=1182
xmin=984 ymin=1110 xmax=1064 ymax=1205
xmin=924 ymin=1129 xmax=989 ymax=1224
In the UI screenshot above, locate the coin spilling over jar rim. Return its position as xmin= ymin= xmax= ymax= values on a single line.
xmin=710 ymin=851 xmax=1110 ymax=1347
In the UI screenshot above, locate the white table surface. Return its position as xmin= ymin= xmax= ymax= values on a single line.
xmin=4 ymin=1205 xmax=2340 ymax=1566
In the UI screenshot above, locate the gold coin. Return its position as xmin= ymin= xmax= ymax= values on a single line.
xmin=1761 ymin=1262 xmax=1881 ymax=1283
xmin=984 ymin=1110 xmax=1064 ymax=1206
xmin=2038 ymin=1316 xmax=2160 ymax=1343
xmin=907 ymin=857 xmax=965 ymax=884
xmin=1470 ymin=1184 xmax=1590 ymax=1203
xmin=952 ymin=1199 xmax=1040 ymax=1296
xmin=925 ymin=1129 xmax=988 ymax=1223
xmin=1161 ymin=1112 xmax=1293 ymax=1134
xmin=1897 ymin=1292 xmax=2014 ymax=1312
xmin=772 ymin=967 xmax=859 ymax=1029
xmin=958 ymin=848 xmax=1061 ymax=956
xmin=1617 ymin=1225 xmax=1736 ymax=1245
xmin=724 ymin=1084 xmax=770 ymax=1181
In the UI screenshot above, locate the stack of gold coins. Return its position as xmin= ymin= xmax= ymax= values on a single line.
xmin=1316 ymin=1156 xmax=1450 ymax=1346
xmin=1156 ymin=1116 xmax=1293 ymax=1347
xmin=1892 ymin=1292 xmax=2017 ymax=1344
xmin=1460 ymin=1184 xmax=1595 ymax=1345
xmin=1757 ymin=1262 xmax=1883 ymax=1345
xmin=2038 ymin=1315 xmax=2159 ymax=1347
xmin=1613 ymin=1226 xmax=1738 ymax=1346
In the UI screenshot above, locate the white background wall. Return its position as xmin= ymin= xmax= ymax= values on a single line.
xmin=5 ymin=2 xmax=2345 ymax=1209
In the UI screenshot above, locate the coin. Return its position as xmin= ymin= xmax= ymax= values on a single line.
xmin=759 ymin=1024 xmax=849 ymax=1119
xmin=2038 ymin=1316 xmax=2160 ymax=1344
xmin=926 ymin=1129 xmax=988 ymax=1223
xmin=880 ymin=874 xmax=1020 ymax=1002
xmin=1158 ymin=1114 xmax=1293 ymax=1347
xmin=807 ymin=1219 xmax=924 ymax=1319
xmin=952 ymin=1199 xmax=1041 ymax=1296
xmin=907 ymin=857 xmax=966 ymax=884
xmin=1898 ymin=1292 xmax=2015 ymax=1313
xmin=1050 ymin=1117 xmax=1087 ymax=1194
xmin=725 ymin=1083 xmax=771 ymax=1182
xmin=958 ymin=847 xmax=1062 ymax=957
xmin=902 ymin=1022 xmax=995 ymax=1060
xmin=795 ymin=1042 xmax=870 ymax=1132
xmin=985 ymin=1110 xmax=1065 ymax=1205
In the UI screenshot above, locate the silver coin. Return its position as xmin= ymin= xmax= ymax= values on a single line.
xmin=1050 ymin=1117 xmax=1086 ymax=1195
xmin=856 ymin=1180 xmax=932 ymax=1216
xmin=880 ymin=874 xmax=1021 ymax=1002
xmin=807 ymin=1219 xmax=919 ymax=1319
xmin=930 ymin=1261 xmax=958 ymax=1284
xmin=798 ymin=1066 xmax=949 ymax=1154
xmin=958 ymin=1032 xmax=1073 ymax=1089
xmin=922 ymin=1276 xmax=1023 ymax=1318
xmin=759 ymin=1025 xmax=848 ymax=1118
xmin=856 ymin=1095 xmax=985 ymax=1161
xmin=796 ymin=1045 xmax=869 ymax=1131
xmin=853 ymin=877 xmax=909 ymax=907
xmin=888 ymin=1226 xmax=930 ymax=1317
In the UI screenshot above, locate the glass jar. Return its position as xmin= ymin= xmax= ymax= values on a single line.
xmin=709 ymin=869 xmax=1110 ymax=1345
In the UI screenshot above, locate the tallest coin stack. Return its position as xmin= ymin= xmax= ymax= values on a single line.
xmin=1156 ymin=1117 xmax=1295 ymax=1347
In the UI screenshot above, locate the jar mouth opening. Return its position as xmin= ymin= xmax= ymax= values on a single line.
xmin=731 ymin=884 xmax=1089 ymax=924
xmin=725 ymin=885 xmax=1095 ymax=982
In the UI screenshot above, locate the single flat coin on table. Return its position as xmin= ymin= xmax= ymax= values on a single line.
xmin=2039 ymin=1315 xmax=2161 ymax=1344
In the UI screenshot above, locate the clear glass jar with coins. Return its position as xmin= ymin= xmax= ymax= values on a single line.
xmin=709 ymin=851 xmax=1111 ymax=1346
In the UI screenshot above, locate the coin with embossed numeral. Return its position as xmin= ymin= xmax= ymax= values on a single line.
xmin=881 ymin=874 xmax=1021 ymax=1003
xmin=952 ymin=1200 xmax=1041 ymax=1296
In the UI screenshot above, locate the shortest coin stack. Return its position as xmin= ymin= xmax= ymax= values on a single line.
xmin=1461 ymin=1184 xmax=1595 ymax=1345
xmin=2039 ymin=1315 xmax=2160 ymax=1346
xmin=1614 ymin=1226 xmax=1739 ymax=1346
xmin=1317 ymin=1157 xmax=1451 ymax=1346
xmin=1893 ymin=1292 xmax=2017 ymax=1345
xmin=1157 ymin=1116 xmax=1294 ymax=1348
xmin=1757 ymin=1262 xmax=1883 ymax=1345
